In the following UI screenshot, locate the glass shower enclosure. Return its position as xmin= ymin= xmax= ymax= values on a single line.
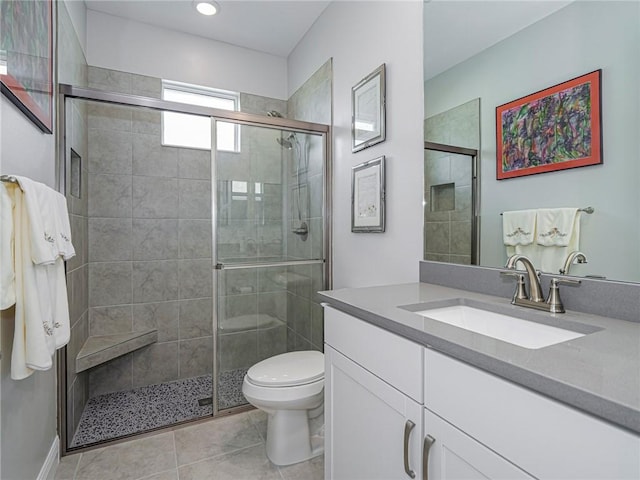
xmin=214 ymin=126 xmax=326 ymax=411
xmin=58 ymin=85 xmax=330 ymax=453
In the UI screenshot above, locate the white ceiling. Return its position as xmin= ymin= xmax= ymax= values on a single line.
xmin=85 ymin=0 xmax=572 ymax=74
xmin=424 ymin=1 xmax=573 ymax=80
xmin=84 ymin=0 xmax=331 ymax=57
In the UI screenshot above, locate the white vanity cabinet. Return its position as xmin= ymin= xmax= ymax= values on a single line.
xmin=422 ymin=408 xmax=534 ymax=479
xmin=423 ymin=348 xmax=640 ymax=480
xmin=325 ymin=306 xmax=424 ymax=480
xmin=324 ymin=305 xmax=640 ymax=480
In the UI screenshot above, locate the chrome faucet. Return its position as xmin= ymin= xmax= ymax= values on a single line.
xmin=501 ymin=254 xmax=581 ymax=313
xmin=503 ymin=254 xmax=544 ymax=302
xmin=560 ymin=251 xmax=587 ymax=275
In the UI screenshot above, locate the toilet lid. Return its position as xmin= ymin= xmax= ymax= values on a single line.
xmin=246 ymin=351 xmax=324 ymax=387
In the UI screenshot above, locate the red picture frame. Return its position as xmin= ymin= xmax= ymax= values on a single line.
xmin=0 ymin=0 xmax=54 ymax=133
xmin=496 ymin=70 xmax=602 ymax=180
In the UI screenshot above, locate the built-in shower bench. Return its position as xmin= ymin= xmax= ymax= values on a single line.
xmin=76 ymin=329 xmax=158 ymax=372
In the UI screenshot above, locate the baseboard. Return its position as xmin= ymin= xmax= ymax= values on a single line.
xmin=37 ymin=435 xmax=59 ymax=480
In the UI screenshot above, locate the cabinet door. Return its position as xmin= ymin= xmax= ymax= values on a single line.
xmin=423 ymin=408 xmax=535 ymax=480
xmin=326 ymin=346 xmax=422 ymax=480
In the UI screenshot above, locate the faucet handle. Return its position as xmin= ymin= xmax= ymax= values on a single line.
xmin=546 ymin=277 xmax=581 ymax=313
xmin=500 ymin=271 xmax=528 ymax=301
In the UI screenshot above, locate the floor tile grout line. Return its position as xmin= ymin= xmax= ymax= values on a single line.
xmin=176 ymin=439 xmax=265 ymax=471
xmin=172 ymin=430 xmax=179 ymax=471
xmin=72 ymin=452 xmax=83 ymax=480
xmin=134 ymin=467 xmax=179 ymax=480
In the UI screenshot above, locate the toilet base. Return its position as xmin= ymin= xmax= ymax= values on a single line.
xmin=265 ymin=409 xmax=325 ymax=466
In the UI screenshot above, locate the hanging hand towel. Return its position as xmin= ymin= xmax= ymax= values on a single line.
xmin=534 ymin=208 xmax=581 ymax=274
xmin=1 ymin=183 xmax=16 ymax=310
xmin=10 ymin=185 xmax=54 ymax=379
xmin=503 ymin=209 xmax=536 ymax=246
xmin=12 ymin=176 xmax=59 ymax=265
xmin=53 ymin=193 xmax=76 ymax=261
xmin=5 ymin=177 xmax=74 ymax=378
xmin=536 ymin=208 xmax=579 ymax=247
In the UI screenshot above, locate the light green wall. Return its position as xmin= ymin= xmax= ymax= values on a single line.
xmin=424 ymin=1 xmax=640 ymax=282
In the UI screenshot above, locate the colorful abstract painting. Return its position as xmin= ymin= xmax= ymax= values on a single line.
xmin=1 ymin=0 xmax=53 ymax=133
xmin=496 ymin=70 xmax=601 ymax=179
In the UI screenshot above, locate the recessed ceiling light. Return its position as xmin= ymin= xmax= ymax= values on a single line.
xmin=195 ymin=1 xmax=220 ymax=16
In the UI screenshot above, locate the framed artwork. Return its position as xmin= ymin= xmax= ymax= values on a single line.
xmin=352 ymin=64 xmax=386 ymax=153
xmin=351 ymin=156 xmax=385 ymax=233
xmin=1 ymin=0 xmax=54 ymax=133
xmin=496 ymin=70 xmax=602 ymax=180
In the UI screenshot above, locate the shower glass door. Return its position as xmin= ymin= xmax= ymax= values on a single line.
xmin=214 ymin=123 xmax=327 ymax=411
xmin=63 ymin=96 xmax=216 ymax=450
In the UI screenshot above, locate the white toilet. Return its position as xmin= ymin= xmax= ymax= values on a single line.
xmin=242 ymin=350 xmax=325 ymax=466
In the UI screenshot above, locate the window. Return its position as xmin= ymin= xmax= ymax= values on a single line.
xmin=162 ymin=80 xmax=240 ymax=151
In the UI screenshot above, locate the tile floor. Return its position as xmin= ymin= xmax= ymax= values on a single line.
xmin=55 ymin=410 xmax=324 ymax=480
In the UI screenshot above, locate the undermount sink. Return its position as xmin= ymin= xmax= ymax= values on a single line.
xmin=414 ymin=304 xmax=587 ymax=349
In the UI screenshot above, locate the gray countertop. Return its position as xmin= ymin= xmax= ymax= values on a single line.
xmin=318 ymin=282 xmax=640 ymax=434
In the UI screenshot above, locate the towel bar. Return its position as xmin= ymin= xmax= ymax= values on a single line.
xmin=500 ymin=207 xmax=594 ymax=215
xmin=0 ymin=175 xmax=19 ymax=185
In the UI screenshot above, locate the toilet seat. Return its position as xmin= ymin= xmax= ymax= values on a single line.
xmin=246 ymin=351 xmax=324 ymax=387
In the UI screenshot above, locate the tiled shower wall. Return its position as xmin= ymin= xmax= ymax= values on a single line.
xmin=424 ymin=98 xmax=479 ymax=264
xmin=59 ymin=2 xmax=90 ymax=443
xmin=85 ymin=67 xmax=213 ymax=397
xmin=286 ymin=59 xmax=332 ymax=352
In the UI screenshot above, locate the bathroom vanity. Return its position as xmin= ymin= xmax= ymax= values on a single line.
xmin=320 ymin=282 xmax=640 ymax=479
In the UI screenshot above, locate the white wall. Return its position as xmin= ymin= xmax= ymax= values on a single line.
xmin=87 ymin=10 xmax=288 ymax=99
xmin=64 ymin=0 xmax=87 ymax=57
xmin=288 ymin=1 xmax=425 ymax=289
xmin=424 ymin=1 xmax=640 ymax=282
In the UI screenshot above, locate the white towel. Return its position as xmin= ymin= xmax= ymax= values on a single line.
xmin=4 ymin=179 xmax=73 ymax=379
xmin=0 ymin=183 xmax=16 ymax=310
xmin=536 ymin=208 xmax=579 ymax=247
xmin=10 ymin=185 xmax=54 ymax=379
xmin=53 ymin=193 xmax=76 ymax=261
xmin=503 ymin=209 xmax=536 ymax=246
xmin=507 ymin=208 xmax=582 ymax=274
xmin=12 ymin=176 xmax=59 ymax=265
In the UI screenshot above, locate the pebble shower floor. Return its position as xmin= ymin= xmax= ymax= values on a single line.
xmin=71 ymin=369 xmax=252 ymax=448
xmin=71 ymin=375 xmax=213 ymax=447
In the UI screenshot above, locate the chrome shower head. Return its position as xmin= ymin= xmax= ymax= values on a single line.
xmin=277 ymin=132 xmax=296 ymax=150
xmin=277 ymin=137 xmax=293 ymax=149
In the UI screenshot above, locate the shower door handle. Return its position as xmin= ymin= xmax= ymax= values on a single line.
xmin=214 ymin=259 xmax=323 ymax=270
xmin=403 ymin=420 xmax=416 ymax=478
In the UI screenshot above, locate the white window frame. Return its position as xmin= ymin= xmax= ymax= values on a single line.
xmin=161 ymin=80 xmax=240 ymax=152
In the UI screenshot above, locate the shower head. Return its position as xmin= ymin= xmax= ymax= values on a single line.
xmin=277 ymin=132 xmax=296 ymax=150
xmin=277 ymin=137 xmax=293 ymax=149
xmin=267 ymin=110 xmax=296 ymax=149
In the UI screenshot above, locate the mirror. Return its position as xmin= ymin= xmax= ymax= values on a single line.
xmin=423 ymin=1 xmax=640 ymax=283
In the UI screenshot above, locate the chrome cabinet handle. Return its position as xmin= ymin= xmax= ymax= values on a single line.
xmin=422 ymin=434 xmax=436 ymax=480
xmin=403 ymin=420 xmax=417 ymax=478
